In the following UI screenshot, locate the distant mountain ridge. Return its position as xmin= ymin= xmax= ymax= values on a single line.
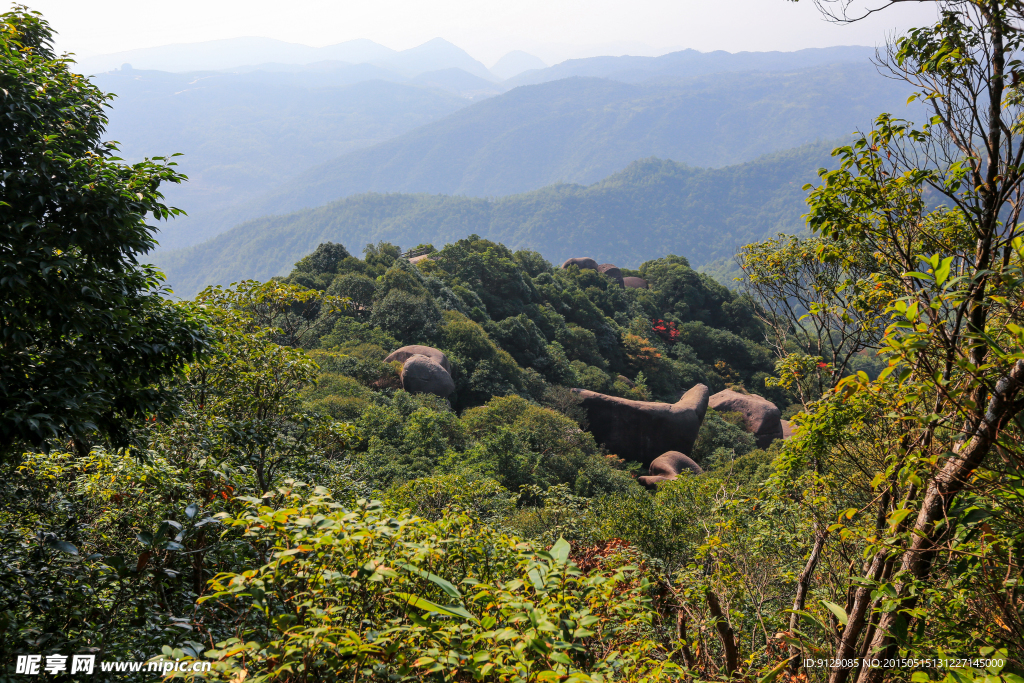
xmin=504 ymin=45 xmax=879 ymax=86
xmin=158 ymin=62 xmax=915 ymax=249
xmin=96 ymin=72 xmax=469 ymax=250
xmin=153 ymin=142 xmax=836 ymax=298
xmin=77 ymin=36 xmax=494 ymax=79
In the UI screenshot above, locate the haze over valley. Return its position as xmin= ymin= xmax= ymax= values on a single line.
xmin=85 ymin=36 xmax=920 ymax=296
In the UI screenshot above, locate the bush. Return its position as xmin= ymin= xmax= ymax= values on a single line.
xmin=385 ymin=474 xmax=514 ymax=522
xmin=192 ymin=487 xmax=679 ymax=682
xmin=370 ymin=289 xmax=442 ymax=343
xmin=689 ymin=409 xmax=756 ymax=467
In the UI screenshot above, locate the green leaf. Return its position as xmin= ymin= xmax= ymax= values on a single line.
xmin=889 ymin=508 xmax=913 ymax=525
xmin=550 ymin=537 xmax=571 ymax=563
xmin=758 ymin=657 xmax=792 ymax=683
xmin=185 ymin=503 xmax=199 ymax=519
xmin=393 ymin=592 xmax=475 ymax=621
xmin=549 ymin=652 xmax=573 ymax=667
xmin=397 ymin=563 xmax=462 ymax=600
xmin=935 ymin=256 xmax=953 ymax=285
xmin=50 ymin=540 xmax=78 ymax=555
xmin=821 ymin=600 xmax=849 ymax=626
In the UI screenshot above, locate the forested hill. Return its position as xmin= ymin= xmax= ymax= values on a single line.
xmin=162 ymin=62 xmax=914 ymax=249
xmin=155 ymin=141 xmax=833 ymax=298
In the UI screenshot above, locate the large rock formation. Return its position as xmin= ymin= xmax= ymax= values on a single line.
xmin=573 ymin=384 xmax=709 ymax=466
xmin=597 ymin=263 xmax=625 ymax=288
xmin=561 ymin=257 xmax=599 ymax=271
xmin=638 ymin=451 xmax=703 ymax=488
xmin=385 ymin=345 xmax=452 ymax=375
xmin=400 ymin=354 xmax=455 ymax=399
xmin=623 ymin=276 xmax=648 ymax=289
xmin=708 ymin=389 xmax=784 ymax=448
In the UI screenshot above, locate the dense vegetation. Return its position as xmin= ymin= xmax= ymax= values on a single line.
xmin=3 ymin=4 xmax=1024 ymax=683
xmin=156 ymin=144 xmax=834 ymax=297
xmin=156 ymin=63 xmax=917 ymax=250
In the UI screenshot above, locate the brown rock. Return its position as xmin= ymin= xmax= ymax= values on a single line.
xmin=781 ymin=419 xmax=794 ymax=439
xmin=561 ymin=257 xmax=599 ymax=271
xmin=400 ymin=354 xmax=455 ymax=398
xmin=638 ymin=450 xmax=703 ymax=488
xmin=616 ymin=374 xmax=635 ymax=388
xmin=385 ymin=345 xmax=452 ymax=375
xmin=623 ymin=276 xmax=648 ymax=289
xmin=409 ymin=254 xmax=431 ymax=265
xmin=708 ymin=389 xmax=784 ymax=448
xmin=573 ymin=384 xmax=709 ymax=466
xmin=597 ymin=263 xmax=625 ymax=288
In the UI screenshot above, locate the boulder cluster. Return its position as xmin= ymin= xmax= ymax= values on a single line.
xmin=574 ymin=384 xmax=792 ymax=489
xmin=385 ymin=345 xmax=455 ymax=399
xmin=384 ymin=342 xmax=794 ymax=489
xmin=561 ymin=257 xmax=647 ymax=289
xmin=572 ymin=384 xmax=709 ymax=465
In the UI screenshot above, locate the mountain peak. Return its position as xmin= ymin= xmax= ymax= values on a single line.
xmin=490 ymin=51 xmax=547 ymax=80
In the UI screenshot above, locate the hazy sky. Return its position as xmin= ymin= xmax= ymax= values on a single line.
xmin=24 ymin=0 xmax=939 ymax=66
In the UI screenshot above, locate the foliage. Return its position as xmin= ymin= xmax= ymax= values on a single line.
xmin=0 ymin=8 xmax=208 ymax=454
xmin=186 ymin=487 xmax=679 ymax=683
xmin=385 ymin=474 xmax=515 ymax=523
xmin=0 ymin=447 xmax=231 ymax=668
xmin=739 ymin=233 xmax=889 ymax=405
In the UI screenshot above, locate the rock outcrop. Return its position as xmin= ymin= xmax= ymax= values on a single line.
xmin=561 ymin=257 xmax=599 ymax=271
xmin=623 ymin=276 xmax=648 ymax=289
xmin=385 ymin=345 xmax=452 ymax=375
xmin=708 ymin=389 xmax=784 ymax=448
xmin=638 ymin=451 xmax=703 ymax=488
xmin=597 ymin=263 xmax=625 ymax=287
xmin=400 ymin=354 xmax=455 ymax=398
xmin=573 ymin=384 xmax=709 ymax=466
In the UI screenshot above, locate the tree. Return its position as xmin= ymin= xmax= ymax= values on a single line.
xmin=782 ymin=1 xmax=1024 ymax=679
xmin=738 ymin=234 xmax=889 ymax=405
xmin=0 ymin=7 xmax=207 ymax=454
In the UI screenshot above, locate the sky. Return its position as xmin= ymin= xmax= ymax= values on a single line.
xmin=23 ymin=0 xmax=939 ymax=67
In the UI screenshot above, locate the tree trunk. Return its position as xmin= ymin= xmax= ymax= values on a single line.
xmin=789 ymin=526 xmax=828 ymax=671
xmin=707 ymin=589 xmax=739 ymax=677
xmin=855 ymin=359 xmax=1024 ymax=683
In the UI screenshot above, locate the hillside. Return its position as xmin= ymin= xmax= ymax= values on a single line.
xmin=160 ymin=63 xmax=913 ymax=249
xmin=154 ymin=142 xmax=833 ymax=297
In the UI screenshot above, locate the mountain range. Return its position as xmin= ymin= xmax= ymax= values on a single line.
xmin=145 ymin=61 xmax=916 ymax=250
xmin=77 ymin=36 xmax=497 ymax=79
xmin=95 ymin=70 xmax=469 ymax=239
xmin=153 ymin=142 xmax=835 ymax=298
xmin=84 ymin=40 xmax=923 ymax=297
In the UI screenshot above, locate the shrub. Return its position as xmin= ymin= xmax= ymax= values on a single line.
xmin=191 ymin=486 xmax=679 ymax=682
xmin=689 ymin=409 xmax=756 ymax=467
xmin=385 ymin=474 xmax=514 ymax=523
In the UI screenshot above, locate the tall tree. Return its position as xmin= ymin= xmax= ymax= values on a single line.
xmin=0 ymin=7 xmax=207 ymax=454
xmin=791 ymin=1 xmax=1024 ymax=679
